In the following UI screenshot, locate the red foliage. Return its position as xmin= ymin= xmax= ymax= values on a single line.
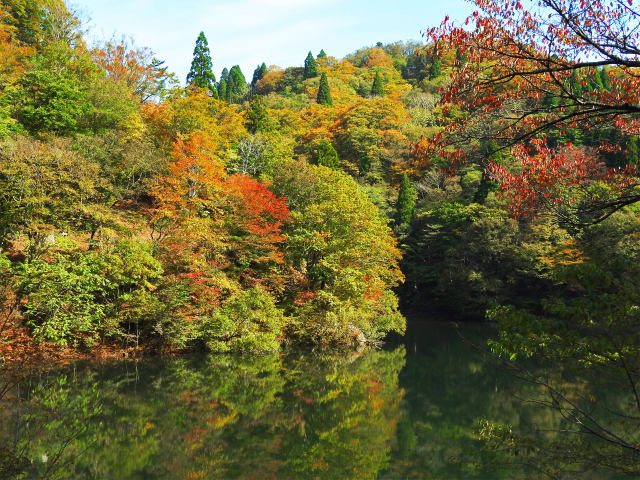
xmin=421 ymin=0 xmax=640 ymax=220
xmin=226 ymin=174 xmax=290 ymax=240
xmin=489 ymin=143 xmax=606 ymax=217
xmin=148 ymin=134 xmax=291 ymax=312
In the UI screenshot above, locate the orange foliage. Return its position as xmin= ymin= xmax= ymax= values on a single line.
xmin=255 ymin=67 xmax=285 ymax=95
xmin=142 ymin=91 xmax=246 ymax=153
xmin=92 ymin=40 xmax=160 ymax=101
xmin=149 ymin=133 xmax=290 ymax=298
xmin=364 ymin=47 xmax=395 ymax=69
xmin=0 ymin=10 xmax=34 ymax=87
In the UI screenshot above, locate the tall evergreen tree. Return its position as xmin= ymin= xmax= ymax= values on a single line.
xmin=394 ymin=174 xmax=417 ymax=227
xmin=186 ymin=31 xmax=217 ymax=96
xmin=359 ymin=155 xmax=371 ymax=173
xmin=304 ymin=51 xmax=318 ymax=79
xmin=428 ymin=57 xmax=442 ymax=80
xmin=589 ymin=67 xmax=604 ymax=92
xmin=316 ymin=140 xmax=339 ymax=169
xmin=246 ymin=95 xmax=270 ymax=133
xmin=316 ymin=72 xmax=333 ymax=106
xmin=252 ymin=63 xmax=267 ymax=86
xmin=217 ymin=78 xmax=227 ymax=102
xmin=626 ymin=135 xmax=639 ymax=165
xmin=220 ymin=67 xmax=229 ymax=83
xmin=226 ymin=65 xmax=247 ymax=103
xmin=317 ymin=49 xmax=327 ymax=59
xmin=474 ymin=140 xmax=502 ymax=204
xmin=370 ymin=72 xmax=384 ymax=96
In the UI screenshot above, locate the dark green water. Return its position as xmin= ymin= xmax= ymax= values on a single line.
xmin=1 ymin=322 xmax=637 ymax=479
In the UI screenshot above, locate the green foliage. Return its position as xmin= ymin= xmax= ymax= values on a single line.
xmin=316 ymin=72 xmax=333 ymax=106
xmin=245 ymin=94 xmax=271 ymax=134
xmin=488 ymin=210 xmax=640 ymax=363
xmin=272 ymin=160 xmax=405 ymax=344
xmin=370 ymin=71 xmax=384 ymax=96
xmin=202 ymin=288 xmax=287 ymax=353
xmin=625 ymin=135 xmax=639 ymax=165
xmin=8 ymin=68 xmax=89 ymax=134
xmin=4 ymin=44 xmax=138 ymax=136
xmin=251 ymin=62 xmax=267 ymax=87
xmin=186 ymin=31 xmax=217 ymax=95
xmin=394 ymin=173 xmax=417 ymax=227
xmin=600 ymin=66 xmax=612 ymax=90
xmin=569 ymin=69 xmax=583 ymax=97
xmin=402 ymin=201 xmax=566 ymax=317
xmin=473 ymin=140 xmax=502 ymax=203
xmin=303 ymin=51 xmax=318 ymax=79
xmin=428 ymin=57 xmax=441 ymax=80
xmin=2 ymin=0 xmax=82 ymax=49
xmin=15 ymin=238 xmax=163 ymax=346
xmin=317 ymin=49 xmax=327 ymax=59
xmin=216 ymin=77 xmax=227 ymax=100
xmin=0 ymin=136 xmax=107 ymax=239
xmin=315 ymin=139 xmax=339 ymax=169
xmin=225 ymin=65 xmax=247 ymax=103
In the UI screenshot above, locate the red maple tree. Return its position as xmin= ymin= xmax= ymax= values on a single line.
xmin=423 ymin=0 xmax=640 ymax=223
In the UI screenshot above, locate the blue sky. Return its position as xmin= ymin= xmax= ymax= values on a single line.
xmin=71 ymin=0 xmax=474 ymax=84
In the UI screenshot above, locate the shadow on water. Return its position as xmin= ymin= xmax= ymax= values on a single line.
xmin=0 ymin=320 xmax=638 ymax=479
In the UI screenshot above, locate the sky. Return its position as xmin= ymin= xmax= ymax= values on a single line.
xmin=70 ymin=0 xmax=475 ymax=84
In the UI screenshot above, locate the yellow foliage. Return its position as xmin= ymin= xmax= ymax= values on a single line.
xmin=539 ymin=241 xmax=588 ymax=267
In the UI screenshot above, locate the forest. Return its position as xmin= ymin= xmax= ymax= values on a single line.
xmin=1 ymin=0 xmax=640 ymax=477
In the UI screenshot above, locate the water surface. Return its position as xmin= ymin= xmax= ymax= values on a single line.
xmin=1 ymin=322 xmax=635 ymax=479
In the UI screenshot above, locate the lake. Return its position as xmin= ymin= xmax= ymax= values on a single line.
xmin=1 ymin=321 xmax=637 ymax=479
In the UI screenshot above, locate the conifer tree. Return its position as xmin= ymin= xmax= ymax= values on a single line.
xmin=220 ymin=67 xmax=229 ymax=83
xmin=226 ymin=65 xmax=247 ymax=103
xmin=246 ymin=95 xmax=270 ymax=133
xmin=360 ymin=155 xmax=371 ymax=173
xmin=304 ymin=51 xmax=318 ymax=79
xmin=317 ymin=49 xmax=327 ymax=59
xmin=217 ymin=78 xmax=227 ymax=101
xmin=370 ymin=72 xmax=384 ymax=96
xmin=428 ymin=57 xmax=441 ymax=80
xmin=252 ymin=63 xmax=267 ymax=86
xmin=626 ymin=135 xmax=639 ymax=165
xmin=394 ymin=174 xmax=417 ymax=226
xmin=316 ymin=140 xmax=339 ymax=169
xmin=316 ymin=72 xmax=333 ymax=106
xmin=186 ymin=31 xmax=217 ymax=96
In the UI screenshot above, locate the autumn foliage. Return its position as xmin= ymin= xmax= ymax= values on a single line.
xmin=423 ymin=0 xmax=640 ymax=222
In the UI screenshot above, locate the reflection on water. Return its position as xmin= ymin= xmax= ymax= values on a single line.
xmin=0 ymin=322 xmax=638 ymax=479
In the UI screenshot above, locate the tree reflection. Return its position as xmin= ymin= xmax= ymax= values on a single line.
xmin=385 ymin=323 xmax=639 ymax=480
xmin=1 ymin=348 xmax=405 ymax=479
xmin=3 ymin=325 xmax=637 ymax=480
xmin=472 ymin=358 xmax=640 ymax=479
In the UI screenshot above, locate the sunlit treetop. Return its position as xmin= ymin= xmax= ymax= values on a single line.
xmin=186 ymin=31 xmax=217 ymax=97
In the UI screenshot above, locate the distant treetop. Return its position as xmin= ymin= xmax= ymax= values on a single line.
xmin=304 ymin=51 xmax=318 ymax=79
xmin=186 ymin=31 xmax=217 ymax=97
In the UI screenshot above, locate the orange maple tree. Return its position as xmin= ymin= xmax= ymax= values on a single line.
xmin=149 ymin=132 xmax=290 ymax=315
